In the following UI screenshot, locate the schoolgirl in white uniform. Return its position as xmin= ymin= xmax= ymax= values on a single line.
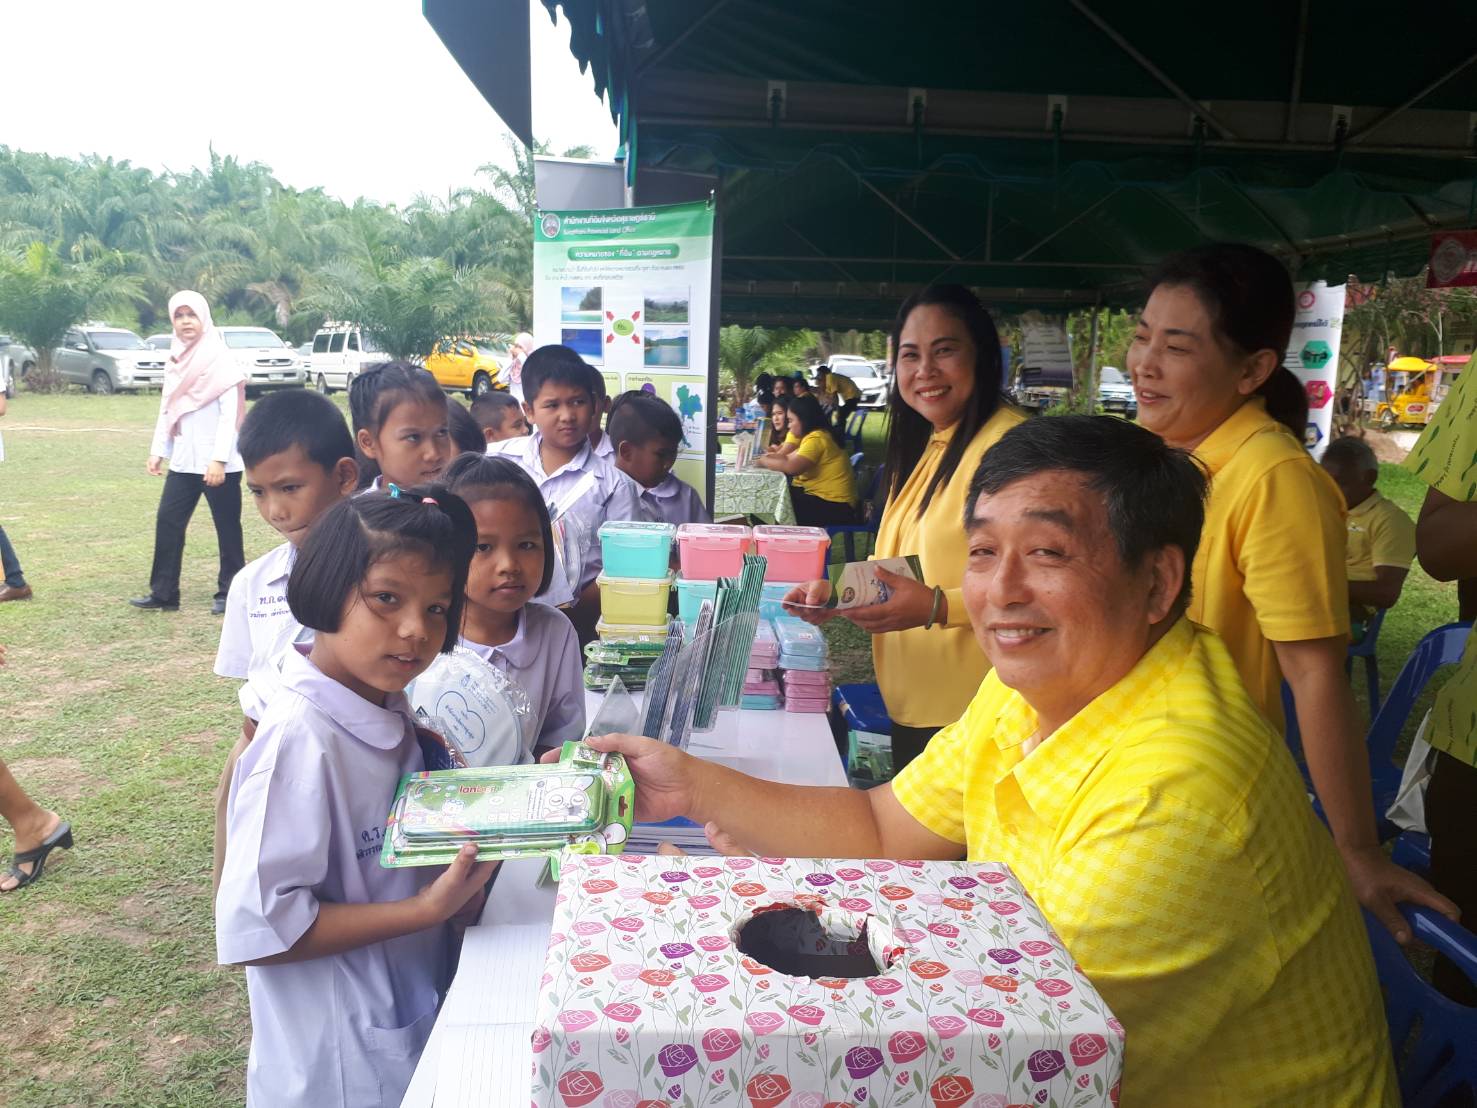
xmin=216 ymin=485 xmax=495 ymax=1108
xmin=441 ymin=452 xmax=585 ymax=758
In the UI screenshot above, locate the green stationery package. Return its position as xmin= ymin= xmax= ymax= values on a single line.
xmin=379 ymin=740 xmax=633 ymax=868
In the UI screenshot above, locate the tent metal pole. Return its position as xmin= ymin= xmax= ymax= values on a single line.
xmin=1015 ymin=189 xmax=1124 ymax=261
xmin=843 ymin=167 xmax=962 ymax=260
xmin=1066 ymin=0 xmax=1241 ymax=140
xmin=1283 ymin=0 xmax=1311 ymax=142
xmin=1346 ymin=46 xmax=1477 ymax=145
xmin=633 ymin=1 xmax=730 ymax=79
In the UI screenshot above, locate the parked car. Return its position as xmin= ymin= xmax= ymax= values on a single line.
xmin=0 ymin=335 xmax=38 ymax=397
xmin=817 ymin=359 xmax=889 ymax=409
xmin=54 ymin=326 xmax=168 ymax=393
xmin=309 ymin=323 xmax=387 ymax=394
xmin=144 ymin=333 xmax=172 ymax=350
xmin=424 ymin=336 xmax=508 ymax=397
xmin=1097 ymin=366 xmax=1137 ymax=417
xmin=217 ymin=326 xmax=305 ymax=392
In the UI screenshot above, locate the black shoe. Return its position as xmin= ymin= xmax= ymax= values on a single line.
xmin=129 ymin=595 xmax=179 ymax=611
xmin=211 ymin=597 xmax=226 ymax=615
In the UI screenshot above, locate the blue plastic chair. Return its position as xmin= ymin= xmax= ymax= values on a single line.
xmin=843 ymin=409 xmax=868 ymax=452
xmin=1284 ymin=621 xmax=1471 ymax=842
xmin=827 ymin=459 xmax=885 ymax=563
xmin=1364 ymin=905 xmax=1477 ymax=1107
xmin=1348 ymin=607 xmax=1389 ymax=717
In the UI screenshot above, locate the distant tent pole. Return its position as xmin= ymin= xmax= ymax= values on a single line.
xmin=1085 ymin=297 xmax=1103 ymax=410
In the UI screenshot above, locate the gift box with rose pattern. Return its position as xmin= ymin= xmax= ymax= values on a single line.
xmin=531 ymin=855 xmax=1122 ymax=1108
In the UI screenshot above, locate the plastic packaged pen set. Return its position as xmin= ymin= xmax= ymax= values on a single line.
xmin=378 ymin=739 xmax=634 ymax=868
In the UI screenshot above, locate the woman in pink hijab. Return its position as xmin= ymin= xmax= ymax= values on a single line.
xmin=130 ymin=291 xmax=247 ymax=614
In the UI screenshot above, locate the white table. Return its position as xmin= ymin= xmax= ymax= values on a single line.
xmin=401 ymin=699 xmax=846 ymax=1108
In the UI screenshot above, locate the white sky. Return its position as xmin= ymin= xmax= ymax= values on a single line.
xmin=0 ymin=0 xmax=619 ymax=207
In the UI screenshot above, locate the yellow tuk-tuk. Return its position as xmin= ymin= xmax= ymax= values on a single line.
xmin=1375 ymin=355 xmax=1467 ymax=428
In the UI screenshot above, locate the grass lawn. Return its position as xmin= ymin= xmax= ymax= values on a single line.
xmin=0 ymin=392 xmax=1458 ymax=1107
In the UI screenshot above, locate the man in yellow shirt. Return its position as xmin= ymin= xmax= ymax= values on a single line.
xmin=1321 ymin=436 xmax=1417 ymax=631
xmin=816 ymin=365 xmax=862 ymax=430
xmin=583 ymin=416 xmax=1397 ymax=1106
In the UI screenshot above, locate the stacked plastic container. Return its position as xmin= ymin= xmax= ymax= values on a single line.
xmin=673 ymin=524 xmax=752 ymax=629
xmin=741 ymin=618 xmax=782 ymax=710
xmin=590 ymin=521 xmax=676 ymax=689
xmin=774 ymin=616 xmax=832 ymax=713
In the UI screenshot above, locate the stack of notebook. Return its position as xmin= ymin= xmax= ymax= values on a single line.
xmin=774 ymin=616 xmax=832 ymax=713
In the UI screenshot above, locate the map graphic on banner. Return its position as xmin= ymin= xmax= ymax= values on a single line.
xmin=1287 ymin=281 xmax=1344 ymax=459
xmin=532 ymin=201 xmax=715 ymax=499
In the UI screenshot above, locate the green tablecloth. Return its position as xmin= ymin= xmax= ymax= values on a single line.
xmin=713 ymin=464 xmax=795 ymax=524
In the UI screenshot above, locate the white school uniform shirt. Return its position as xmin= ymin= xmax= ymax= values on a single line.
xmin=149 ymin=389 xmax=243 ymax=474
xmin=461 ymin=603 xmax=585 ymax=754
xmin=216 ymin=648 xmax=445 ymax=1108
xmin=592 ymin=430 xmax=614 ymax=459
xmin=639 ymin=473 xmax=710 ymax=527
xmin=487 ymin=430 xmax=642 ymax=591
xmin=214 ymin=541 xmax=312 ymax=720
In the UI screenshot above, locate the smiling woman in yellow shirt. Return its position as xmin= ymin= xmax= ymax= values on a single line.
xmin=783 ymin=286 xmax=1022 ymax=771
xmin=1129 ymin=242 xmax=1456 ymax=941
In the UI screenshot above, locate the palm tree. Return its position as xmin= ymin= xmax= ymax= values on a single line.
xmin=718 ymin=325 xmax=782 ymax=405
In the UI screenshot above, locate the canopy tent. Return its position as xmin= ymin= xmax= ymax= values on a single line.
xmin=427 ymin=0 xmax=1477 ymax=326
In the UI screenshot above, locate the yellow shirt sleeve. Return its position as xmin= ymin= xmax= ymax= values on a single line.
xmin=889 ymin=683 xmax=997 ymax=843
xmin=1368 ymin=501 xmax=1416 ymax=570
xmin=1040 ymin=788 xmax=1270 ymax=1105
xmin=1406 ymin=363 xmax=1477 ymax=499
xmin=1237 ymin=459 xmax=1349 ymax=642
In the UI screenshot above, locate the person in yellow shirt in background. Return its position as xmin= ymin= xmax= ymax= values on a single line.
xmin=815 ymin=364 xmax=861 ymax=432
xmin=784 ymin=286 xmax=1022 ymax=771
xmin=1405 ymin=360 xmax=1477 ymax=1003
xmin=580 ymin=415 xmax=1398 ymax=1106
xmin=1129 ymin=241 xmax=1454 ymax=942
xmin=751 ymin=393 xmax=858 ymax=526
xmin=1320 ymin=435 xmax=1417 ymax=637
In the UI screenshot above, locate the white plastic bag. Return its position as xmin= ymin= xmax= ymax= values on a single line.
xmin=408 ymin=647 xmax=534 ymax=768
xmin=1386 ymin=709 xmax=1436 ymax=834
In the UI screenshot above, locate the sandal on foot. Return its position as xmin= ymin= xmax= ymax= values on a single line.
xmin=3 ymin=821 xmax=73 ymax=892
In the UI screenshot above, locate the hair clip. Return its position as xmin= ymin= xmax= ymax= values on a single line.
xmin=386 ymin=483 xmax=402 ymax=498
xmin=422 ymin=496 xmax=438 ymax=506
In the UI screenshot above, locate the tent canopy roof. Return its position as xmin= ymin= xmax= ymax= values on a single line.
xmin=433 ymin=0 xmax=1477 ymax=324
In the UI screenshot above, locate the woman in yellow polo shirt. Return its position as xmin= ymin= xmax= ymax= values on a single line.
xmin=785 ymin=286 xmax=1022 ymax=770
xmin=1130 ymin=242 xmax=1454 ymax=940
xmin=752 ymin=394 xmax=858 ymax=525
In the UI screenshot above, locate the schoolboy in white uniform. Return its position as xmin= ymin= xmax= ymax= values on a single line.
xmin=212 ymin=390 xmax=359 ymax=892
xmin=608 ymin=390 xmax=711 ymax=527
xmin=488 ymin=347 xmax=641 ymax=604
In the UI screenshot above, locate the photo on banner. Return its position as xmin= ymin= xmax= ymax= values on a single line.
xmin=533 ymin=202 xmax=716 ymax=500
xmin=1287 ymin=281 xmax=1344 ymax=459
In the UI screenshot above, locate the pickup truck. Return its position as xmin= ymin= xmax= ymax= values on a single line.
xmin=54 ymin=326 xmax=168 ymax=393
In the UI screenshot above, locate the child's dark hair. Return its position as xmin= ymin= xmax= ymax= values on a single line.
xmin=348 ymin=361 xmax=447 ymax=487
xmin=521 ymin=345 xmax=595 ymax=405
xmin=447 ymin=399 xmax=486 ymax=454
xmin=288 ymin=485 xmax=477 ymax=653
xmin=238 ymin=388 xmax=353 ymax=471
xmin=442 ymin=452 xmax=556 ymax=597
xmin=470 ymin=391 xmax=522 ymax=433
xmin=787 ymin=394 xmax=828 ymax=438
xmin=608 ymin=390 xmax=681 ymax=449
xmin=589 ymin=368 xmax=609 ymax=401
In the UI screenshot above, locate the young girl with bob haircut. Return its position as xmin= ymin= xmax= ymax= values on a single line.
xmin=215 ymin=485 xmax=495 ymax=1108
xmin=349 ymin=362 xmax=454 ymax=491
xmin=441 ymin=452 xmax=585 ymax=757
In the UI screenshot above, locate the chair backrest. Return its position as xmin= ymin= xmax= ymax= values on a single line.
xmin=849 ymin=451 xmax=864 ymax=469
xmin=846 ymin=408 xmax=867 ymax=438
xmin=1366 ymin=622 xmax=1471 ymax=791
xmin=1364 ymin=905 xmax=1477 ymax=1107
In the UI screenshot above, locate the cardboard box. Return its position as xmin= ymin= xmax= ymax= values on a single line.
xmin=532 ymin=855 xmax=1123 ymax=1108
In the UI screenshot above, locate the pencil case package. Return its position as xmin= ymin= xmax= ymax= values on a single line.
xmin=379 ymin=741 xmax=633 ymax=867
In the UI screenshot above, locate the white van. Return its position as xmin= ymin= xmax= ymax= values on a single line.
xmin=309 ymin=324 xmax=388 ymax=394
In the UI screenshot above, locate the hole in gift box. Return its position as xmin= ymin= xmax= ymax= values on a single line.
xmin=733 ymin=903 xmax=905 ymax=980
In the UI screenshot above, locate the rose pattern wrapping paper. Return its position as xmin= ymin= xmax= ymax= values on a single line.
xmin=530 ymin=856 xmax=1122 ymax=1108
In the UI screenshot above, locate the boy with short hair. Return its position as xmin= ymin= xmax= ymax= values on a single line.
xmin=470 ymin=390 xmax=529 ymax=443
xmin=608 ymin=390 xmax=710 ymax=526
xmin=1320 ymin=435 xmax=1417 ymax=634
xmin=211 ymin=389 xmax=359 ymax=892
xmin=588 ymin=368 xmax=615 ymax=458
xmin=488 ymin=345 xmax=641 ymax=605
xmin=447 ymin=398 xmax=488 ymax=454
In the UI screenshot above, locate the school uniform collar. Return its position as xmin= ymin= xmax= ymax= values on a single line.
xmin=526 ymin=430 xmax=595 ymax=482
xmin=263 ymin=541 xmax=296 ymax=586
xmin=644 ymin=474 xmax=681 ymax=500
xmin=279 ymin=645 xmax=415 ymax=751
xmin=469 ymin=608 xmax=537 ymax=670
xmin=1192 ymin=396 xmax=1279 ymax=477
xmin=989 ymin=618 xmax=1195 ymax=830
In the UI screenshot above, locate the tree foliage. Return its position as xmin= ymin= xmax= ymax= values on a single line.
xmin=0 ymin=241 xmax=142 ymax=390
